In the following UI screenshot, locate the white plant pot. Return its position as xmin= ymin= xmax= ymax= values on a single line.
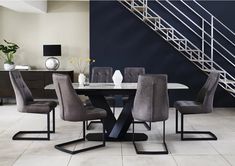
xmin=112 ymin=70 xmax=123 ymax=86
xmin=4 ymin=63 xmax=15 ymax=71
xmin=78 ymin=73 xmax=86 ymax=86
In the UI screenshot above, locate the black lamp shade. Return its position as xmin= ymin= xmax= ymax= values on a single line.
xmin=43 ymin=45 xmax=61 ymax=56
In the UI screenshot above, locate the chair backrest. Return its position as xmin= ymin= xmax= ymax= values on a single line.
xmin=196 ymin=71 xmax=220 ymax=113
xmin=124 ymin=67 xmax=145 ymax=83
xmin=91 ymin=67 xmax=113 ymax=83
xmin=53 ymin=74 xmax=86 ymax=121
xmin=132 ymin=74 xmax=169 ymax=122
xmin=9 ymin=70 xmax=34 ymax=112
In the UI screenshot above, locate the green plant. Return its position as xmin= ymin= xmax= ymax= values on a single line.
xmin=0 ymin=40 xmax=19 ymax=64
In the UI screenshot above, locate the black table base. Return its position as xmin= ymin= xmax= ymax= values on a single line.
xmin=78 ymin=89 xmax=147 ymax=142
xmin=86 ymin=133 xmax=148 ymax=142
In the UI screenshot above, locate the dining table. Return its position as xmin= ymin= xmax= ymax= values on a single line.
xmin=45 ymin=82 xmax=189 ymax=141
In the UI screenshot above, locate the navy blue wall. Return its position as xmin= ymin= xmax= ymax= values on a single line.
xmin=90 ymin=1 xmax=235 ymax=107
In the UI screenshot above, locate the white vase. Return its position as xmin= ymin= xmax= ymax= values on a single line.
xmin=4 ymin=63 xmax=15 ymax=71
xmin=112 ymin=70 xmax=123 ymax=86
xmin=78 ymin=73 xmax=86 ymax=86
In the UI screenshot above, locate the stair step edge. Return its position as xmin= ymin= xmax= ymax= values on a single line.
xmin=202 ymin=69 xmax=225 ymax=73
xmin=225 ymin=88 xmax=235 ymax=93
xmin=220 ymin=80 xmax=235 ymax=84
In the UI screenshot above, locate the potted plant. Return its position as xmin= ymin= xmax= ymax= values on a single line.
xmin=0 ymin=40 xmax=19 ymax=70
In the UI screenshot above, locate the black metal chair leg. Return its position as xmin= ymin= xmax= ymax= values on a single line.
xmin=181 ymin=113 xmax=184 ymax=140
xmin=133 ymin=121 xmax=168 ymax=154
xmin=52 ymin=109 xmax=55 ymax=133
xmin=55 ymin=120 xmax=106 ymax=154
xmin=12 ymin=109 xmax=55 ymax=141
xmin=0 ymin=98 xmax=3 ymax=105
xmin=47 ymin=111 xmax=50 ymax=140
xmin=175 ymin=109 xmax=180 ymax=134
xmin=176 ymin=112 xmax=217 ymax=141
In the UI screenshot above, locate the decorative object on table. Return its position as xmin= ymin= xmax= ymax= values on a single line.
xmin=15 ymin=65 xmax=31 ymax=70
xmin=78 ymin=73 xmax=86 ymax=86
xmin=69 ymin=56 xmax=95 ymax=84
xmin=43 ymin=44 xmax=61 ymax=70
xmin=112 ymin=70 xmax=123 ymax=86
xmin=0 ymin=40 xmax=19 ymax=71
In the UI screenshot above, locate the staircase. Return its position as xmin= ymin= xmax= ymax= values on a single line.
xmin=119 ymin=0 xmax=235 ymax=97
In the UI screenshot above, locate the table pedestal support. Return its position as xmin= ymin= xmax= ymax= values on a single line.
xmin=86 ymin=133 xmax=148 ymax=142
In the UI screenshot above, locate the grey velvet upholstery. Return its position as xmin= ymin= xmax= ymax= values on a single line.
xmin=53 ymin=74 xmax=107 ymax=122
xmin=9 ymin=70 xmax=57 ymax=114
xmin=124 ymin=67 xmax=145 ymax=83
xmin=91 ymin=67 xmax=113 ymax=83
xmin=174 ymin=72 xmax=220 ymax=114
xmin=88 ymin=67 xmax=115 ymax=106
xmin=132 ymin=75 xmax=169 ymax=122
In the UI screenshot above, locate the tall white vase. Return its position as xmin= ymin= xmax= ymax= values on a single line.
xmin=78 ymin=73 xmax=86 ymax=86
xmin=112 ymin=70 xmax=123 ymax=86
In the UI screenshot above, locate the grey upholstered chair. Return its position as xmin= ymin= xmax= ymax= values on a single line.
xmin=86 ymin=67 xmax=115 ymax=129
xmin=91 ymin=67 xmax=113 ymax=83
xmin=174 ymin=71 xmax=220 ymax=141
xmin=53 ymin=74 xmax=107 ymax=154
xmin=132 ymin=74 xmax=169 ymax=154
xmin=124 ymin=67 xmax=145 ymax=83
xmin=9 ymin=70 xmax=57 ymax=140
xmin=123 ymin=67 xmax=151 ymax=130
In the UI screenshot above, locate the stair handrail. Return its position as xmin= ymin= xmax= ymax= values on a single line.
xmin=180 ymin=0 xmax=235 ymax=49
xmin=193 ymin=0 xmax=235 ymax=37
xmin=155 ymin=0 xmax=235 ymax=69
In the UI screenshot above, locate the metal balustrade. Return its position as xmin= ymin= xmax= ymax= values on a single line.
xmin=119 ymin=0 xmax=235 ymax=97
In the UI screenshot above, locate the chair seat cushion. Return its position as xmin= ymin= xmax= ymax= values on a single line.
xmin=24 ymin=101 xmax=57 ymax=114
xmin=85 ymin=107 xmax=107 ymax=120
xmin=174 ymin=101 xmax=204 ymax=114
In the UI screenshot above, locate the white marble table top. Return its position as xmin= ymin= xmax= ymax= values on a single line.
xmin=45 ymin=83 xmax=189 ymax=90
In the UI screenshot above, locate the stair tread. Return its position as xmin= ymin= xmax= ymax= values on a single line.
xmin=186 ymin=49 xmax=200 ymax=52
xmin=131 ymin=6 xmax=146 ymax=12
xmin=143 ymin=17 xmax=160 ymax=21
xmin=221 ymin=79 xmax=235 ymax=84
xmin=158 ymin=28 xmax=173 ymax=32
xmin=173 ymin=38 xmax=186 ymax=41
xmin=190 ymin=59 xmax=212 ymax=62
xmin=202 ymin=69 xmax=225 ymax=73
xmin=225 ymin=88 xmax=235 ymax=93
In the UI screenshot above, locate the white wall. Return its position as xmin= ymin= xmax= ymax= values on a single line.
xmin=0 ymin=1 xmax=89 ymax=79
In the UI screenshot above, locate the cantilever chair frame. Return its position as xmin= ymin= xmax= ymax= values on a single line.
xmin=175 ymin=110 xmax=217 ymax=141
xmin=10 ymin=70 xmax=56 ymax=141
xmin=132 ymin=120 xmax=168 ymax=154
xmin=13 ymin=109 xmax=55 ymax=141
xmin=55 ymin=121 xmax=105 ymax=154
xmin=175 ymin=72 xmax=219 ymax=141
